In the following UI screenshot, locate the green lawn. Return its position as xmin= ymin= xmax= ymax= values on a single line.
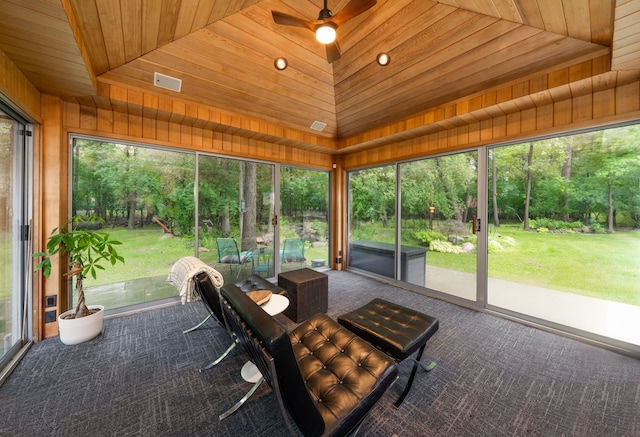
xmin=80 ymin=225 xmax=640 ymax=307
xmin=427 ymin=226 xmax=640 ymax=306
xmin=82 ymin=227 xmax=329 ymax=288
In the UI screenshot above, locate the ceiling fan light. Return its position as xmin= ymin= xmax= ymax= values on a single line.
xmin=316 ymin=23 xmax=337 ymax=44
xmin=376 ymin=53 xmax=390 ymax=66
xmin=274 ymin=57 xmax=288 ymax=70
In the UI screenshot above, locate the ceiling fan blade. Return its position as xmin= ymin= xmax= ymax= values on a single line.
xmin=271 ymin=11 xmax=315 ymax=31
xmin=326 ymin=41 xmax=341 ymax=64
xmin=332 ymin=0 xmax=377 ymax=26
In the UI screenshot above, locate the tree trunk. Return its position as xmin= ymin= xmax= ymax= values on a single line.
xmin=127 ymin=192 xmax=137 ymax=230
xmin=126 ymin=147 xmax=137 ymax=231
xmin=242 ymin=162 xmax=257 ymax=250
xmin=561 ymin=139 xmax=574 ymax=222
xmin=492 ymin=151 xmax=500 ymax=227
xmin=74 ymin=274 xmax=89 ymax=318
xmin=435 ymin=157 xmax=461 ymax=221
xmin=607 ymin=178 xmax=614 ymax=233
xmin=238 ymin=162 xmax=244 ymax=239
xmin=523 ymin=143 xmax=534 ymax=230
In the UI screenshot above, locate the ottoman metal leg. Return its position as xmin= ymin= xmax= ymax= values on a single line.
xmin=394 ymin=344 xmax=437 ymax=408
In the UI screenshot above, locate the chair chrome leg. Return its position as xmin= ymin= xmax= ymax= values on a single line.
xmin=199 ymin=341 xmax=236 ymax=372
xmin=182 ymin=314 xmax=212 ymax=334
xmin=218 ymin=376 xmax=264 ymax=421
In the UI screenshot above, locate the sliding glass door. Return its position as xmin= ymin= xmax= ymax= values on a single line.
xmin=279 ymin=167 xmax=330 ymax=273
xmin=400 ymin=152 xmax=478 ymax=300
xmin=347 ymin=123 xmax=639 ymax=352
xmin=0 ymin=106 xmax=32 ymax=368
xmin=72 ymin=136 xmax=331 ymax=312
xmin=197 ymin=156 xmax=275 ymax=281
xmin=487 ymin=126 xmax=640 ymax=347
xmin=348 ymin=165 xmax=397 ymax=279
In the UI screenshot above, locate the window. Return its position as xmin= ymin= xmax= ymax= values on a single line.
xmin=0 ymin=103 xmax=32 ymax=373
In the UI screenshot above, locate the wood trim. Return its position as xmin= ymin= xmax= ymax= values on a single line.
xmin=0 ymin=47 xmax=41 ymax=122
xmin=40 ymin=95 xmax=69 ymax=339
xmin=62 ymin=101 xmax=335 ymax=170
xmin=341 ymin=78 xmax=640 ymax=169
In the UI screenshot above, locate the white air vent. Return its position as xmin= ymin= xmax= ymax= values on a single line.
xmin=154 ymin=72 xmax=182 ymax=92
xmin=310 ymin=121 xmax=327 ymax=131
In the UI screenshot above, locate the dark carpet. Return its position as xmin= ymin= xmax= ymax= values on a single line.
xmin=1 ymin=271 xmax=638 ymax=436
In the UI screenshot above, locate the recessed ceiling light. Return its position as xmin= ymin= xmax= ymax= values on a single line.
xmin=274 ymin=57 xmax=288 ymax=70
xmin=376 ymin=53 xmax=390 ymax=66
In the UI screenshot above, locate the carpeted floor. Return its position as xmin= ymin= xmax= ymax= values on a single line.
xmin=1 ymin=270 xmax=638 ymax=436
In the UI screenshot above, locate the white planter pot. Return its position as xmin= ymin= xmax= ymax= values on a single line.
xmin=58 ymin=305 xmax=104 ymax=345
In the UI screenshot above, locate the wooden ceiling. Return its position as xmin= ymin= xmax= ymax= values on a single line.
xmin=1 ymin=0 xmax=638 ymax=150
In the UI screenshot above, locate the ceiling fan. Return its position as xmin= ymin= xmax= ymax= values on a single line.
xmin=271 ymin=0 xmax=377 ymax=64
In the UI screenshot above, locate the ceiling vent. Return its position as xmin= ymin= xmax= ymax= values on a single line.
xmin=310 ymin=121 xmax=327 ymax=131
xmin=154 ymin=72 xmax=182 ymax=92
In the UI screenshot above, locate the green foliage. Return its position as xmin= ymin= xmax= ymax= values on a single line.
xmin=530 ymin=218 xmax=585 ymax=231
xmin=429 ymin=240 xmax=463 ymax=254
xmin=590 ymin=222 xmax=605 ymax=234
xmin=414 ymin=229 xmax=447 ymax=247
xmin=33 ymin=215 xmax=125 ymax=280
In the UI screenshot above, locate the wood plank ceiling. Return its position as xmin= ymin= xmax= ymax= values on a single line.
xmin=1 ymin=0 xmax=635 ymax=152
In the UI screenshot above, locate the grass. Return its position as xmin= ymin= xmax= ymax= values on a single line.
xmin=82 ymin=227 xmax=329 ymax=288
xmin=426 ymin=226 xmax=640 ymax=306
xmin=82 ymin=228 xmax=193 ymax=288
xmin=32 ymin=223 xmax=639 ymax=307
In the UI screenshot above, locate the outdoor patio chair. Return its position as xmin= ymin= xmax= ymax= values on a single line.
xmin=214 ymin=238 xmax=252 ymax=279
xmin=280 ymin=238 xmax=306 ymax=267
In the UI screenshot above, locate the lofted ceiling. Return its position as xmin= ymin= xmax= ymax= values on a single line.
xmin=1 ymin=0 xmax=638 ymax=151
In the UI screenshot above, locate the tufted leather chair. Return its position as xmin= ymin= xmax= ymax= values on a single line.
xmin=233 ymin=274 xmax=287 ymax=296
xmin=192 ymin=274 xmax=287 ymax=373
xmin=220 ymin=283 xmax=398 ymax=437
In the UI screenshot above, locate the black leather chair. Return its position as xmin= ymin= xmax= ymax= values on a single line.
xmin=190 ymin=271 xmax=236 ymax=371
xmin=188 ymin=273 xmax=287 ymax=371
xmin=220 ymin=283 xmax=398 ymax=437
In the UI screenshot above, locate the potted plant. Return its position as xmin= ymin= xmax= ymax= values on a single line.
xmin=34 ymin=215 xmax=124 ymax=345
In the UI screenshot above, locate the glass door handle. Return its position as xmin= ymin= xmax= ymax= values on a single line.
xmin=472 ymin=216 xmax=480 ymax=234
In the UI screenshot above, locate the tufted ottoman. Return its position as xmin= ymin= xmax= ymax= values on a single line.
xmin=338 ymin=298 xmax=439 ymax=407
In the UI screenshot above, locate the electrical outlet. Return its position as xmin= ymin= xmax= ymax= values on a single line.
xmin=44 ymin=310 xmax=57 ymax=323
xmin=45 ymin=295 xmax=57 ymax=307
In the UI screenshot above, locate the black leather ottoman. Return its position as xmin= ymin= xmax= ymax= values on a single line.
xmin=338 ymin=298 xmax=439 ymax=407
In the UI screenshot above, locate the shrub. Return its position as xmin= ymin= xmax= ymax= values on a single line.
xmin=487 ymin=238 xmax=503 ymax=253
xmin=414 ymin=229 xmax=447 ymax=247
xmin=428 ymin=240 xmax=463 ymax=254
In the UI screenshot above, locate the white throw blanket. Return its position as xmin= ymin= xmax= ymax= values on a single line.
xmin=166 ymin=256 xmax=224 ymax=304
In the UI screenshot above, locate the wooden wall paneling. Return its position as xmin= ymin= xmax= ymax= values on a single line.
xmin=536 ymin=103 xmax=554 ymax=130
xmin=0 ymin=48 xmax=41 ymax=121
xmin=168 ymin=121 xmax=181 ymax=144
xmin=521 ymin=107 xmax=537 ymax=132
xmin=97 ymin=107 xmax=114 ymax=132
xmin=506 ymin=112 xmax=522 ymax=137
xmin=573 ymin=93 xmax=594 ymax=122
xmin=63 ymin=101 xmax=80 ymax=129
xmin=41 ymin=95 xmax=68 ymax=339
xmin=616 ymin=81 xmax=640 ymax=113
xmin=80 ymin=105 xmax=97 ymax=131
xmin=593 ymin=88 xmax=617 ymax=118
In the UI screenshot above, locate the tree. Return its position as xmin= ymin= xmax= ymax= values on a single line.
xmin=241 ymin=162 xmax=257 ymax=250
